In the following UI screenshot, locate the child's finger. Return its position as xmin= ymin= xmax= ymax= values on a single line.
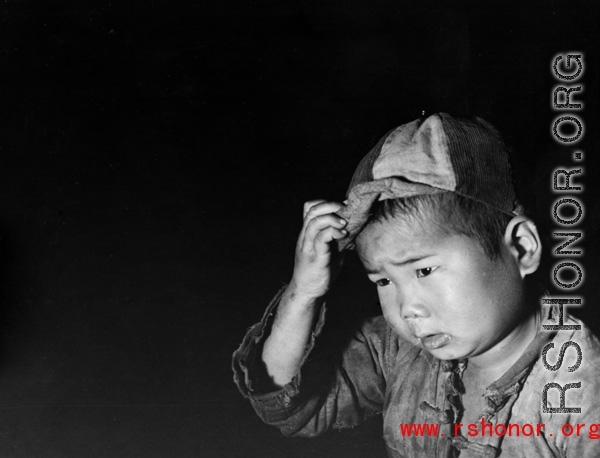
xmin=303 ymin=200 xmax=327 ymax=218
xmin=313 ymin=227 xmax=347 ymax=256
xmin=303 ymin=201 xmax=344 ymax=221
xmin=301 ymin=201 xmax=345 ymax=234
xmin=298 ymin=201 xmax=345 ymax=247
xmin=304 ymin=201 xmax=343 ymax=221
xmin=301 ymin=214 xmax=347 ymax=251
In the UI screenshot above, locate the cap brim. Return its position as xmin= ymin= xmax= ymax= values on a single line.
xmin=336 ymin=178 xmax=444 ymax=251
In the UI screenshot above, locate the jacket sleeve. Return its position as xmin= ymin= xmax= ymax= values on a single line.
xmin=231 ymin=287 xmax=388 ymax=437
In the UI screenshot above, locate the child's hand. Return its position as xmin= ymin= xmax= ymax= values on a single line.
xmin=289 ymin=200 xmax=348 ymax=300
xmin=262 ymin=200 xmax=348 ymax=385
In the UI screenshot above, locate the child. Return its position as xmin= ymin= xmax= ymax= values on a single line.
xmin=232 ymin=113 xmax=600 ymax=457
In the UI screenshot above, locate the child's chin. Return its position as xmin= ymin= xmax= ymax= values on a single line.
xmin=423 ymin=345 xmax=466 ymax=361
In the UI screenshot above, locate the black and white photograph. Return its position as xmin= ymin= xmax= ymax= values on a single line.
xmin=0 ymin=1 xmax=598 ymax=457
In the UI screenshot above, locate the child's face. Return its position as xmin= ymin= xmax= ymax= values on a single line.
xmin=356 ymin=213 xmax=526 ymax=362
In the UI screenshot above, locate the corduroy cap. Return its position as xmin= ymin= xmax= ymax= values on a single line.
xmin=337 ymin=113 xmax=523 ymax=250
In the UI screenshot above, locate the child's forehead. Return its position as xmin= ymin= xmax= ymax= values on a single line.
xmin=356 ymin=210 xmax=487 ymax=260
xmin=362 ymin=204 xmax=442 ymax=239
xmin=356 ymin=212 xmax=443 ymax=253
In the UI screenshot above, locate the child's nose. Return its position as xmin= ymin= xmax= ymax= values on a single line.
xmin=397 ymin=289 xmax=430 ymax=320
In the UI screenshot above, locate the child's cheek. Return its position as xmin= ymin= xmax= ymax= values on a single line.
xmin=387 ymin=319 xmax=419 ymax=346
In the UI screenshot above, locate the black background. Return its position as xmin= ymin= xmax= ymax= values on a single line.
xmin=0 ymin=1 xmax=598 ymax=457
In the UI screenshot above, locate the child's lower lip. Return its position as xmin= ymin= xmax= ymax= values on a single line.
xmin=420 ymin=333 xmax=451 ymax=350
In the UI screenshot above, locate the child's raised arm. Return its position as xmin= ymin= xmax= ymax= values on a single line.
xmin=262 ymin=200 xmax=347 ymax=387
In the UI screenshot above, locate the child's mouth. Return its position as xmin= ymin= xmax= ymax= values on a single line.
xmin=419 ymin=333 xmax=451 ymax=350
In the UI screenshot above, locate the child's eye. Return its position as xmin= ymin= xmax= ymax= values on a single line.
xmin=375 ymin=278 xmax=391 ymax=287
xmin=416 ymin=267 xmax=437 ymax=278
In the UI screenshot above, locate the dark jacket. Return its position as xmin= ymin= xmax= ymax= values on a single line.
xmin=233 ymin=290 xmax=600 ymax=457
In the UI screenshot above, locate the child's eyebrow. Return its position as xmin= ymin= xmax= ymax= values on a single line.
xmin=364 ymin=253 xmax=433 ymax=274
xmin=391 ymin=254 xmax=432 ymax=268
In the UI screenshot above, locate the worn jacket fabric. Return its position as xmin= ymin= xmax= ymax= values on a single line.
xmin=232 ymin=289 xmax=600 ymax=457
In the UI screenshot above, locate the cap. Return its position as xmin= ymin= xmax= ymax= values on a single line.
xmin=337 ymin=112 xmax=523 ymax=250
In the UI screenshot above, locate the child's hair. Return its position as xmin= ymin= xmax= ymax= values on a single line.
xmin=367 ymin=191 xmax=514 ymax=259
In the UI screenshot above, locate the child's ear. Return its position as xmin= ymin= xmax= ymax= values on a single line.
xmin=503 ymin=216 xmax=542 ymax=277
